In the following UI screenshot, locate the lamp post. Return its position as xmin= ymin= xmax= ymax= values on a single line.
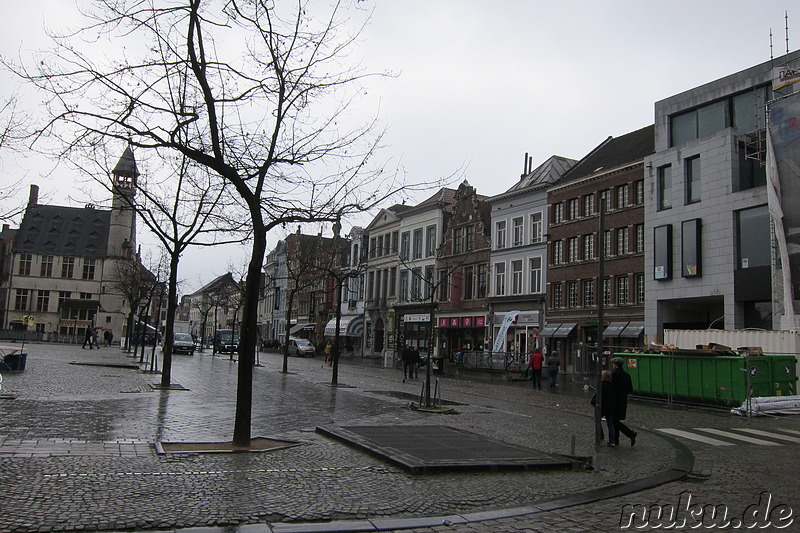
xmin=331 ymin=218 xmax=343 ymax=385
xmin=594 ymin=197 xmax=606 ymax=446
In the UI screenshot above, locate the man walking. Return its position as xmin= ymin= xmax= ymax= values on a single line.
xmin=528 ymin=348 xmax=544 ymax=390
xmin=610 ymin=357 xmax=638 ymax=447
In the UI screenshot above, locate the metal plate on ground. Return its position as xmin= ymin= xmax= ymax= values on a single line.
xmin=316 ymin=425 xmax=574 ymax=474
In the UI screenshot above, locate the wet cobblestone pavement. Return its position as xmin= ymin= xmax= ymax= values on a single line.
xmin=0 ymin=342 xmax=798 ymax=532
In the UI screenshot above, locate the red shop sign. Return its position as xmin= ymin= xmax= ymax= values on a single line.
xmin=462 ymin=316 xmax=473 ymax=327
xmin=475 ymin=316 xmax=486 ymax=327
xmin=438 ymin=317 xmax=449 ymax=328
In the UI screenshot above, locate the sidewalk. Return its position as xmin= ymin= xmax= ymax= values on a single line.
xmin=0 ymin=343 xmax=690 ymax=532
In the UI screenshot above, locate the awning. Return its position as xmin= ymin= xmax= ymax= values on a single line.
xmin=602 ymin=322 xmax=629 ymax=338
xmin=324 ymin=316 xmax=365 ymax=337
xmin=551 ymin=323 xmax=577 ymax=338
xmin=538 ymin=323 xmax=561 ymax=337
xmin=289 ymin=323 xmax=315 ymax=335
xmin=619 ymin=322 xmax=645 ymax=338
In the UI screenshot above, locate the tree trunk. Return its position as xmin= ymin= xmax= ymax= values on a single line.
xmin=160 ymin=253 xmax=180 ymax=387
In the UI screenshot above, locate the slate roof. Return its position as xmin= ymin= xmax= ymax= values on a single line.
xmin=13 ymin=204 xmax=111 ymax=257
xmin=504 ymin=155 xmax=579 ymax=193
xmin=560 ymin=125 xmax=654 ymax=184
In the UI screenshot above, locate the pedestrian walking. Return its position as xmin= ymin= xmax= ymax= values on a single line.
xmin=528 ymin=348 xmax=544 ymax=390
xmin=401 ymin=345 xmax=412 ymax=382
xmin=107 ymin=330 xmax=114 ymax=347
xmin=82 ymin=328 xmax=94 ymax=349
xmin=592 ymin=370 xmax=616 ymax=446
xmin=325 ymin=341 xmax=333 ymax=365
xmin=547 ymin=350 xmax=560 ymax=389
xmin=611 ymin=356 xmax=638 ymax=447
xmin=411 ymin=346 xmax=421 ymax=378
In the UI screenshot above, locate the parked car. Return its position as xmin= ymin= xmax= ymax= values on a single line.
xmin=288 ymin=337 xmax=315 ymax=357
xmin=214 ymin=329 xmax=239 ymax=354
xmin=172 ymin=332 xmax=195 ymax=355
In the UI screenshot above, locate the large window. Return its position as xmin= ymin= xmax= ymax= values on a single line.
xmin=437 ymin=270 xmax=449 ymax=301
xmin=617 ymin=276 xmax=629 ymax=305
xmin=411 ymin=267 xmax=422 ymax=300
xmin=636 ymin=274 xmax=645 ymax=303
xmin=36 ymin=290 xmax=50 ymax=312
xmin=412 ymin=229 xmax=423 ymax=259
xmin=583 ymin=279 xmax=595 ymax=306
xmin=671 ymin=100 xmax=727 ymax=146
xmin=495 ymin=220 xmax=507 ymax=250
xmin=463 ymin=265 xmax=474 ymax=300
xmin=738 ymin=142 xmax=767 ymax=190
xmin=511 ymin=260 xmax=523 ymax=295
xmin=635 ymin=224 xmax=645 ymax=253
xmin=41 ymin=255 xmax=54 ymax=277
xmin=18 ymin=253 xmax=32 ymax=276
xmin=617 ymin=184 xmax=629 ymax=209
xmin=494 ymin=262 xmax=506 ymax=296
xmin=654 ymin=224 xmax=673 ymax=280
xmin=604 ymin=230 xmax=613 ymax=258
xmin=512 ymin=217 xmax=524 ymax=246
xmin=686 ymin=156 xmax=701 ymax=204
xmin=552 ymin=240 xmax=563 ymax=265
xmin=634 ymin=180 xmax=644 ymax=204
xmin=681 ymin=219 xmax=702 ymax=277
xmin=583 ymin=234 xmax=594 ymax=260
xmin=424 ymin=265 xmax=434 ymax=299
xmin=567 ymin=199 xmax=579 ymax=220
xmin=567 ymin=237 xmax=578 ymax=263
xmin=552 ymin=283 xmax=563 ymax=308
xmin=658 ymin=165 xmax=672 ymax=210
xmin=400 ymin=232 xmax=410 ymax=260
xmin=583 ymin=194 xmax=594 ymax=217
xmin=553 ymin=203 xmax=564 ymax=224
xmin=736 ymin=205 xmax=770 ymax=269
xmin=15 ymin=288 xmax=29 ymax=311
xmin=82 ymin=258 xmax=96 ymax=280
xmin=465 ymin=224 xmax=475 ymax=251
xmin=477 ymin=264 xmax=487 ymax=298
xmin=425 ymin=225 xmax=436 ymax=257
xmin=529 ymin=257 xmax=542 ymax=293
xmin=529 ymin=212 xmax=543 ymax=243
xmin=399 ymin=270 xmax=409 ymax=302
xmin=616 ymin=227 xmax=629 ymax=255
xmin=453 ymin=227 xmax=463 ymax=254
xmin=568 ymin=281 xmax=578 ymax=308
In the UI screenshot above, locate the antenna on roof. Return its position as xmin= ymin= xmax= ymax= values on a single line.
xmin=785 ymin=10 xmax=790 ymax=58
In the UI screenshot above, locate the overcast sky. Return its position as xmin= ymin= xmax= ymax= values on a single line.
xmin=0 ymin=1 xmax=795 ymax=291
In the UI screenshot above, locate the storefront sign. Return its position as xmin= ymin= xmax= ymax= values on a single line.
xmin=492 ymin=310 xmax=520 ymax=352
xmin=403 ymin=314 xmax=430 ymax=323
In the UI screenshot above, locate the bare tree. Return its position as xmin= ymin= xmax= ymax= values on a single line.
xmin=9 ymin=1 xmax=434 ymax=446
xmin=110 ymin=254 xmax=156 ymax=353
xmin=0 ymin=94 xmax=29 ymax=222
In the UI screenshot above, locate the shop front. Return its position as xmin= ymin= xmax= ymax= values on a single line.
xmin=488 ymin=310 xmax=541 ymax=366
xmin=398 ymin=312 xmax=432 ymax=356
xmin=436 ymin=314 xmax=486 ymax=361
xmin=323 ymin=315 xmax=366 ymax=357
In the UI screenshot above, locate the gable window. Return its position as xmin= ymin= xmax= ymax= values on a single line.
xmin=465 ymin=224 xmax=475 ymax=251
xmin=658 ymin=165 xmax=672 ymax=210
xmin=512 ymin=216 xmax=524 ymax=246
xmin=18 ymin=253 xmax=32 ymax=276
xmin=453 ymin=227 xmax=463 ymax=254
xmin=529 ymin=212 xmax=543 ymax=243
xmin=495 ymin=220 xmax=507 ymax=250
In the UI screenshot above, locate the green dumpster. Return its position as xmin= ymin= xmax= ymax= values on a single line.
xmin=620 ymin=352 xmax=797 ymax=407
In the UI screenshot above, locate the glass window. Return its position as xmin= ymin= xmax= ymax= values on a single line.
xmin=617 ymin=276 xmax=629 ymax=305
xmin=425 ymin=225 xmax=436 ymax=257
xmin=583 ymin=279 xmax=594 ymax=306
xmin=463 ymin=265 xmax=474 ymax=300
xmin=391 ymin=232 xmax=398 ymax=253
xmin=495 ymin=220 xmax=507 ymax=250
xmin=634 ymin=180 xmax=644 ymax=204
xmin=465 ymin=225 xmax=475 ymax=251
xmin=376 ymin=236 xmax=383 ymax=258
xmin=654 ymin=225 xmax=673 ymax=280
xmin=552 ymin=283 xmax=563 ymax=308
xmin=494 ymin=262 xmax=506 ymax=296
xmin=529 ymin=257 xmax=542 ymax=293
xmin=82 ymin=258 xmax=96 ymax=280
xmin=697 ymin=100 xmax=728 ymax=138
xmin=617 ymin=184 xmax=629 ymax=209
xmin=553 ymin=203 xmax=564 ymax=224
xmin=736 ymin=205 xmax=770 ymax=269
xmin=599 ymin=189 xmax=612 ymax=211
xmin=658 ymin=165 xmax=672 ymax=210
xmin=583 ymin=194 xmax=594 ymax=216
xmin=413 ymin=229 xmax=423 ymax=259
xmin=616 ymin=227 xmax=629 ymax=255
xmin=411 ymin=267 xmax=422 ymax=300
xmin=453 ymin=227 xmax=463 ymax=254
xmin=41 ymin=255 xmax=54 ymax=277
xmin=424 ymin=265 xmax=435 ymax=299
xmin=437 ymin=270 xmax=449 ymax=301
xmin=568 ymin=199 xmax=579 ymax=220
xmin=18 ymin=253 xmax=32 ymax=276
xmin=686 ymin=156 xmax=701 ymax=204
xmin=36 ymin=290 xmax=49 ymax=312
xmin=604 ymin=230 xmax=613 ymax=258
xmin=399 ymin=270 xmax=409 ymax=302
xmin=568 ymin=281 xmax=578 ymax=307
xmin=552 ymin=240 xmax=563 ymax=265
xmin=529 ymin=212 xmax=543 ymax=243
xmin=400 ymin=232 xmax=410 ymax=260
xmin=58 ymin=291 xmax=71 ymax=309
xmin=568 ymin=237 xmax=578 ymax=262
xmin=738 ymin=142 xmax=767 ymax=190
xmin=603 ymin=278 xmax=612 ymax=305
xmin=512 ymin=217 xmax=524 ymax=246
xmin=15 ymin=288 xmax=29 ymax=311
xmin=733 ymin=85 xmax=769 ymax=133
xmin=681 ymin=219 xmax=702 ymax=277
xmin=511 ymin=260 xmax=523 ymax=295
xmin=635 ymin=224 xmax=644 ymax=253
xmin=370 ymin=237 xmax=376 ymax=259
xmin=671 ymin=111 xmax=697 ymax=146
xmin=389 ymin=267 xmax=396 ymax=296
xmin=477 ymin=264 xmax=487 ymax=298
xmin=637 ymin=274 xmax=645 ymax=303
xmin=583 ymin=234 xmax=594 ymax=260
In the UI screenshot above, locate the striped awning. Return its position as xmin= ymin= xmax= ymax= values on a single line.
xmin=324 ymin=316 xmax=365 ymax=337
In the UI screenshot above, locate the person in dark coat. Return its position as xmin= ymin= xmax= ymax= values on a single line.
xmin=411 ymin=346 xmax=421 ymax=378
xmin=547 ymin=351 xmax=560 ymax=389
xmin=82 ymin=328 xmax=95 ymax=349
xmin=594 ymin=370 xmax=616 ymax=445
xmin=611 ymin=356 xmax=637 ymax=446
xmin=401 ymin=345 xmax=412 ymax=382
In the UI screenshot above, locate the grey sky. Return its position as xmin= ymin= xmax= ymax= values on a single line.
xmin=0 ymin=1 xmax=794 ymax=290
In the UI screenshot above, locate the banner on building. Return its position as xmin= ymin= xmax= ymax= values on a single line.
xmin=773 ymin=64 xmax=800 ymax=90
xmin=492 ymin=310 xmax=519 ymax=353
xmin=766 ymin=91 xmax=800 ymax=327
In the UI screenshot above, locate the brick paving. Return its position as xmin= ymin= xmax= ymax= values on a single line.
xmin=0 ymin=342 xmax=798 ymax=532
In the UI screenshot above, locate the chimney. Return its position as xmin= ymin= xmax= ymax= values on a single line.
xmin=28 ymin=184 xmax=39 ymax=207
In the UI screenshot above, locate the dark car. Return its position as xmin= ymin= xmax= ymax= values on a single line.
xmin=172 ymin=333 xmax=195 ymax=355
xmin=214 ymin=329 xmax=239 ymax=354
